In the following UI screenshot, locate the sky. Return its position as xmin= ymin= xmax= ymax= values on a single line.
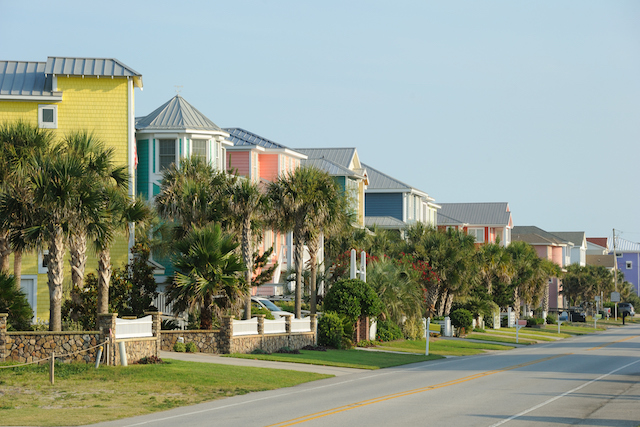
xmin=1 ymin=0 xmax=639 ymax=242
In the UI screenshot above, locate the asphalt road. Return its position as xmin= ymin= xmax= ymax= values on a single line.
xmin=92 ymin=324 xmax=640 ymax=427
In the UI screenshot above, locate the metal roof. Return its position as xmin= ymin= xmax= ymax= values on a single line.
xmin=301 ymin=158 xmax=357 ymax=177
xmin=365 ymin=216 xmax=407 ymax=229
xmin=362 ymin=162 xmax=429 ymax=197
xmin=551 ymin=231 xmax=585 ymax=247
xmin=295 ymin=148 xmax=357 ymax=169
xmin=45 ymin=57 xmax=142 ymax=87
xmin=610 ymin=236 xmax=640 ymax=253
xmin=224 ymin=128 xmax=289 ymax=150
xmin=511 ymin=226 xmax=566 ymax=246
xmin=136 ymin=95 xmax=224 ymax=133
xmin=586 ymin=254 xmax=615 ymax=268
xmin=438 ymin=202 xmax=511 ymax=226
xmin=0 ymin=61 xmax=52 ymax=97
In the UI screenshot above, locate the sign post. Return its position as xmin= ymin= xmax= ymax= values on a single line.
xmin=611 ymin=292 xmax=620 ymax=320
xmin=515 ymin=319 xmax=527 ymax=344
xmin=425 ymin=317 xmax=431 ymax=356
xmin=557 ymin=319 xmax=563 ymax=334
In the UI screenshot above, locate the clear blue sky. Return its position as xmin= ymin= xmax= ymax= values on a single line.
xmin=2 ymin=1 xmax=638 ymax=242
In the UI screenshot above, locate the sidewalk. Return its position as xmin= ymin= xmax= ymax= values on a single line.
xmin=159 ymin=350 xmax=368 ymax=376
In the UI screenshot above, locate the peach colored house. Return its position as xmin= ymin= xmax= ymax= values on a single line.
xmin=437 ymin=202 xmax=513 ymax=247
xmin=511 ymin=226 xmax=569 ymax=312
xmin=225 ymin=128 xmax=308 ymax=295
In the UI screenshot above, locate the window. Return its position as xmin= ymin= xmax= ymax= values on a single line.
xmin=38 ymin=105 xmax=57 ymax=129
xmin=192 ymin=139 xmax=207 ymax=161
xmin=159 ymin=139 xmax=176 ymax=170
xmin=627 ymin=261 xmax=633 ymax=270
xmin=469 ymin=228 xmax=484 ymax=243
xmin=38 ymin=250 xmax=49 ymax=274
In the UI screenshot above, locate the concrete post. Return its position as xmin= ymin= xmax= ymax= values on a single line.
xmin=284 ymin=314 xmax=292 ymax=334
xmin=256 ymin=315 xmax=265 ymax=335
xmin=0 ymin=313 xmax=7 ymax=362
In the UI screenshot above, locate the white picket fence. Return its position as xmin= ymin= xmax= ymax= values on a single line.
xmin=232 ymin=317 xmax=311 ymax=336
xmin=115 ymin=315 xmax=153 ymax=339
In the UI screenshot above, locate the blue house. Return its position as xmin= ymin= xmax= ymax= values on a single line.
xmin=363 ymin=163 xmax=439 ymax=231
xmin=610 ymin=236 xmax=640 ymax=297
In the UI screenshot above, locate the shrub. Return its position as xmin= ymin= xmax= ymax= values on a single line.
xmin=525 ymin=317 xmax=545 ymax=327
xmin=473 ymin=327 xmax=486 ymax=333
xmin=546 ymin=314 xmax=557 ymax=325
xmin=324 ymin=278 xmax=383 ymax=322
xmin=137 ymin=356 xmax=163 ymax=364
xmin=318 ymin=311 xmax=344 ymax=349
xmin=0 ymin=272 xmax=34 ymax=331
xmin=251 ymin=348 xmax=270 ymax=354
xmin=185 ymin=342 xmax=198 ymax=353
xmin=402 ymin=317 xmax=425 ymax=341
xmin=173 ymin=342 xmax=186 ymax=352
xmin=376 ymin=319 xmax=403 ymax=342
xmin=356 ymin=339 xmax=380 ymax=348
xmin=161 ymin=319 xmax=180 ymax=330
xmin=301 ymin=344 xmax=327 ymax=351
xmin=251 ymin=307 xmax=275 ymax=320
xmin=275 ymin=347 xmax=300 ymax=354
xmin=450 ymin=309 xmax=473 ymax=332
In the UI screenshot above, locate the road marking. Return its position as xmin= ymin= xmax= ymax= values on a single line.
xmin=265 ymin=354 xmax=568 ymax=427
xmin=587 ymin=335 xmax=639 ymax=351
xmin=487 ymin=358 xmax=640 ymax=426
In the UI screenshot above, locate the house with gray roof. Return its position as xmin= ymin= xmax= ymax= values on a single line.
xmin=363 ymin=163 xmax=440 ymax=230
xmin=437 ymin=202 xmax=513 ymax=246
xmin=295 ymin=148 xmax=368 ymax=227
xmin=135 ymin=95 xmax=232 ymax=199
xmin=609 ymin=236 xmax=640 ymax=296
xmin=551 ymin=231 xmax=587 ymax=267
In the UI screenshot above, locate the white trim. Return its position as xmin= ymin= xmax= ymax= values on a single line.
xmin=0 ymin=94 xmax=63 ymax=101
xmin=38 ymin=104 xmax=57 ymax=129
xmin=38 ymin=250 xmax=49 ymax=274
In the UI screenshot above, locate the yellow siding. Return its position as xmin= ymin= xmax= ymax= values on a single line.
xmin=2 ymin=75 xmax=134 ymax=322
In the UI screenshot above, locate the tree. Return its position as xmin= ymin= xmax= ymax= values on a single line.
xmin=227 ymin=178 xmax=267 ymax=319
xmin=0 ymin=120 xmax=53 ymax=280
xmin=323 ymin=278 xmax=382 ymax=324
xmin=506 ymin=241 xmax=543 ymax=319
xmin=0 ymin=272 xmax=33 ymax=331
xmin=167 ymin=223 xmax=246 ymax=330
xmin=268 ymin=166 xmax=347 ymax=318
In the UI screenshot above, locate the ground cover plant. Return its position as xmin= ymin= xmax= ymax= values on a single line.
xmin=0 ymin=359 xmax=329 ymax=426
xmin=375 ymin=338 xmax=514 ymax=356
xmin=227 ymin=348 xmax=442 ymax=369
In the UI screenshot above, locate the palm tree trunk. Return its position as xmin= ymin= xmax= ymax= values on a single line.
xmin=201 ymin=293 xmax=213 ymax=330
xmin=307 ymin=235 xmax=320 ymax=315
xmin=437 ymin=289 xmax=448 ymax=317
xmin=444 ymin=292 xmax=454 ymax=316
xmin=0 ymin=231 xmax=11 ymax=273
xmin=242 ymin=218 xmax=252 ymax=320
xmin=48 ymin=226 xmax=65 ymax=331
xmin=13 ymin=249 xmax=22 ymax=290
xmin=69 ymin=231 xmax=88 ymax=290
xmin=293 ymin=230 xmax=304 ymax=319
xmin=513 ymin=287 xmax=521 ymax=320
xmin=425 ymin=282 xmax=440 ymax=318
xmin=97 ymin=248 xmax=112 ymax=315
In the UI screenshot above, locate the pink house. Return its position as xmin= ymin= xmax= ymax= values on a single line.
xmin=224 ymin=128 xmax=308 ymax=295
xmin=437 ymin=202 xmax=513 ymax=246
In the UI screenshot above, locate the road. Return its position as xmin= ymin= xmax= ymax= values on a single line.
xmin=93 ymin=324 xmax=640 ymax=427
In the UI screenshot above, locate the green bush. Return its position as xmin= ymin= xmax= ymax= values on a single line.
xmin=376 ymin=319 xmax=403 ymax=342
xmin=450 ymin=309 xmax=473 ymax=331
xmin=318 ymin=311 xmax=344 ymax=349
xmin=324 ymin=278 xmax=383 ymax=322
xmin=402 ymin=317 xmax=424 ymax=340
xmin=251 ymin=307 xmax=275 ymax=320
xmin=0 ymin=272 xmax=34 ymax=331
xmin=525 ymin=317 xmax=545 ymax=326
xmin=173 ymin=342 xmax=186 ymax=352
xmin=185 ymin=342 xmax=198 ymax=353
xmin=546 ymin=314 xmax=557 ymax=325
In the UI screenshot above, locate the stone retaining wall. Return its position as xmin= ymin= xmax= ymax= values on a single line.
xmin=161 ymin=330 xmax=222 ymax=353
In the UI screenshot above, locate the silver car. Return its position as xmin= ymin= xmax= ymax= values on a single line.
xmin=618 ymin=302 xmax=635 ymax=317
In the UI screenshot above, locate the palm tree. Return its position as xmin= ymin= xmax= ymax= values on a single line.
xmin=167 ymin=223 xmax=246 ymax=329
xmin=506 ymin=241 xmax=540 ymax=319
xmin=62 ymin=131 xmax=128 ymax=293
xmin=155 ymin=157 xmax=233 ymax=238
xmin=268 ymin=166 xmax=347 ymax=318
xmin=0 ymin=121 xmax=53 ymax=277
xmin=227 ymin=178 xmax=268 ymax=319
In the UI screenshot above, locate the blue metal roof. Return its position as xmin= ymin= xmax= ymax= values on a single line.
xmin=224 ymin=128 xmax=289 ymax=150
xmin=136 ymin=95 xmax=224 ymax=133
xmin=0 ymin=61 xmax=53 ymax=97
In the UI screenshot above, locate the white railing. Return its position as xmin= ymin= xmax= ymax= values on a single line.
xmin=291 ymin=318 xmax=311 ymax=333
xmin=263 ymin=319 xmax=287 ymax=334
xmin=233 ymin=318 xmax=258 ymax=336
xmin=115 ymin=315 xmax=153 ymax=339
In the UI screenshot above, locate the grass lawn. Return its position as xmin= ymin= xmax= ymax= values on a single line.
xmin=477 ymin=328 xmax=571 ymax=341
xmin=375 ymin=338 xmax=514 ymax=356
xmin=464 ymin=333 xmax=537 ymax=345
xmin=226 ymin=348 xmax=443 ymax=369
xmin=0 ymin=358 xmax=330 ymax=426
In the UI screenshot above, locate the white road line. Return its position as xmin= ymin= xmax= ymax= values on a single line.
xmin=487 ymin=359 xmax=640 ymax=427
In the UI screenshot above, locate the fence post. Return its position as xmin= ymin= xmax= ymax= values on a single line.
xmin=97 ymin=313 xmax=117 ymax=366
xmin=256 ymin=315 xmax=265 ymax=335
xmin=145 ymin=311 xmax=162 ymax=358
xmin=0 ymin=313 xmax=7 ymax=363
xmin=220 ymin=315 xmax=234 ymax=354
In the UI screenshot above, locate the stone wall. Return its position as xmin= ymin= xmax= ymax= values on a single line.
xmin=161 ymin=330 xmax=222 ymax=353
xmin=230 ymin=332 xmax=315 ymax=354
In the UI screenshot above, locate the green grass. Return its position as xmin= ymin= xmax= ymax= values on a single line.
xmin=226 ymin=348 xmax=443 ymax=369
xmin=464 ymin=333 xmax=537 ymax=345
xmin=376 ymin=338 xmax=514 ymax=356
xmin=0 ymin=359 xmax=329 ymax=426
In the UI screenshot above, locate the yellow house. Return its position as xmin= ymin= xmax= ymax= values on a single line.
xmin=0 ymin=56 xmax=143 ymax=323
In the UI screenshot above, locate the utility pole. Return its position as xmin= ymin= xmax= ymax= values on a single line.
xmin=613 ymin=229 xmax=618 ymax=320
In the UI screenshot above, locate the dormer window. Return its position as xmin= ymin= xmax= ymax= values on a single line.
xmin=38 ymin=105 xmax=57 ymax=129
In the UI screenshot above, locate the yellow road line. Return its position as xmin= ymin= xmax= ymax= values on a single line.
xmin=266 ymin=354 xmax=568 ymax=427
xmin=587 ymin=335 xmax=639 ymax=351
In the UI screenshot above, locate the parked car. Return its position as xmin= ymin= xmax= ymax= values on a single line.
xmin=250 ymin=296 xmax=293 ymax=319
xmin=618 ymin=302 xmax=635 ymax=317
